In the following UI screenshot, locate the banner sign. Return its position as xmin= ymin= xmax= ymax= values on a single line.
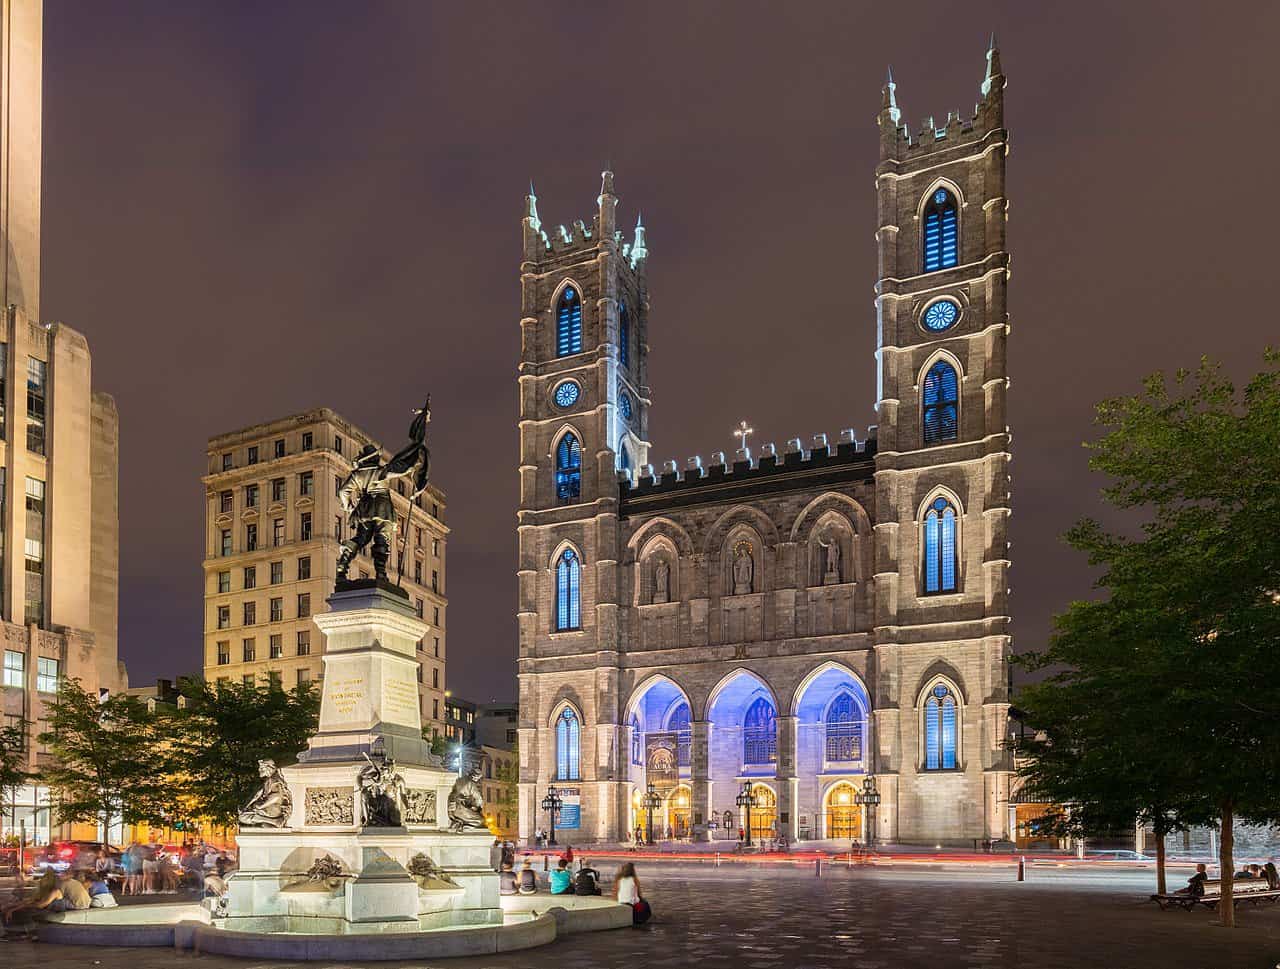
xmin=558 ymin=788 xmax=580 ymax=829
xmin=645 ymin=732 xmax=680 ymax=793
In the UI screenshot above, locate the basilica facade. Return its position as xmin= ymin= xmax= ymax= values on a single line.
xmin=516 ymin=43 xmax=1013 ymax=846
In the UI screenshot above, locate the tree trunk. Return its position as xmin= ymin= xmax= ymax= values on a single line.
xmin=1219 ymin=803 xmax=1234 ymax=928
xmin=1155 ymin=830 xmax=1167 ymax=896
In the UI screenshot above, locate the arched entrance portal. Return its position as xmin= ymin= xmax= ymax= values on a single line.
xmin=824 ymin=782 xmax=863 ymax=840
xmin=742 ymin=783 xmax=777 ymax=842
xmin=666 ymin=785 xmax=691 ymax=839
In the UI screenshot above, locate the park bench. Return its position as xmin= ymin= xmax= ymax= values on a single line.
xmin=1151 ymin=878 xmax=1280 ymax=911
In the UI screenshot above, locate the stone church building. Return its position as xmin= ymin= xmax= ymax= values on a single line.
xmin=517 ymin=43 xmax=1013 ymax=846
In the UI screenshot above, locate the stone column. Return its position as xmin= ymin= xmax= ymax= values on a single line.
xmin=776 ymin=716 xmax=798 ymax=841
xmin=691 ymin=720 xmax=712 ymax=841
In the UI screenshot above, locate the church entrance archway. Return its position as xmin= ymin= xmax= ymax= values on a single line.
xmin=666 ymin=785 xmax=691 ymax=839
xmin=741 ymin=783 xmax=776 ymax=842
xmin=824 ymin=782 xmax=862 ymax=840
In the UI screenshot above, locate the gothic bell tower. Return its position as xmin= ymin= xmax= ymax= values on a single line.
xmin=515 ymin=171 xmax=650 ymax=842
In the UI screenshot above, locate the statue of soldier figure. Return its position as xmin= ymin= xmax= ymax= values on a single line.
xmin=337 ymin=398 xmax=431 ymax=583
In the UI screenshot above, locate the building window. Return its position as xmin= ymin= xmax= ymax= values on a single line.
xmin=24 ymin=478 xmax=44 ymax=626
xmin=247 ymin=446 xmax=259 ymax=465
xmin=417 ymin=665 xmax=423 ymax=683
xmin=301 ymin=432 xmax=313 ymax=451
xmin=269 ymin=634 xmax=282 ymax=659
xmin=0 ymin=344 xmax=8 ymax=439
xmin=242 ymin=638 xmax=255 ymax=662
xmin=924 ymin=684 xmax=958 ymax=770
xmin=297 ymin=593 xmax=311 ymax=618
xmin=216 ymin=641 xmax=229 ymax=665
xmin=334 ymin=516 xmax=343 ymax=540
xmin=219 ymin=490 xmax=233 ymax=514
xmin=36 ymin=657 xmax=58 ymax=693
xmin=824 ymin=692 xmax=863 ymax=762
xmin=414 ymin=561 xmax=422 ymax=584
xmin=923 ymin=496 xmax=959 ymax=594
xmin=243 ymin=566 xmax=256 ymax=590
xmin=217 ymin=605 xmax=230 ymax=629
xmin=432 ymin=537 xmax=440 ymax=557
xmin=271 ymin=478 xmax=286 ymax=503
xmin=245 ymin=523 xmax=258 ymax=551
xmin=669 ymin=702 xmax=691 ymax=767
xmin=922 ymin=360 xmax=959 ymax=445
xmin=334 ymin=435 xmax=343 ymax=455
xmin=298 ymin=556 xmax=311 ymax=580
xmin=3 ymin=650 xmax=24 ymax=688
xmin=218 ymin=570 xmax=231 ymax=594
xmin=299 ymin=471 xmax=313 ymax=497
xmin=432 ymin=667 xmax=439 ymax=689
xmin=220 ymin=529 xmax=232 ymax=556
xmin=433 ymin=699 xmax=439 ymax=719
xmin=619 ymin=298 xmax=631 ymax=370
xmin=433 ymin=637 xmax=439 ymax=657
xmin=414 ymin=598 xmax=424 ymax=619
xmin=556 ymin=285 xmax=583 ymax=357
xmin=297 ymin=668 xmax=310 ymax=687
xmin=245 ymin=484 xmax=259 ymax=508
xmin=433 ymin=606 xmax=440 ymax=626
xmin=26 ymin=358 xmax=46 ymax=455
xmin=554 ymin=548 xmax=581 ymax=631
xmin=274 ymin=438 xmax=286 ymax=459
xmin=272 ymin=519 xmax=285 ymax=547
xmin=222 ymin=452 xmax=233 ymax=471
xmin=243 ymin=601 xmax=256 ymax=625
xmin=296 ymin=630 xmax=311 ymax=655
xmin=432 ymin=502 xmax=439 ymax=520
xmin=271 ymin=561 xmax=283 ymax=584
xmin=300 ymin=513 xmax=312 ymax=541
xmin=431 ymin=570 xmax=439 ymax=593
xmin=269 ymin=597 xmax=282 ymax=622
xmin=555 ymin=707 xmax=581 ymax=780
xmin=923 ymin=187 xmax=959 ymax=272
xmin=743 ymin=696 xmax=777 ymax=765
xmin=267 ymin=670 xmax=282 ymax=689
xmin=555 ymin=433 xmax=581 ymax=503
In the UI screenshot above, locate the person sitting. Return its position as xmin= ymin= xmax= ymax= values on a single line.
xmin=1248 ymin=864 xmax=1264 ymax=880
xmin=84 ymin=872 xmax=117 ymax=909
xmin=1264 ymin=862 xmax=1279 ymax=889
xmin=1177 ymin=863 xmax=1209 ymax=896
xmin=574 ymin=860 xmax=602 ymax=896
xmin=559 ymin=843 xmax=574 ymax=866
xmin=1234 ymin=864 xmax=1254 ymax=879
xmin=615 ymin=862 xmax=650 ymax=925
xmin=54 ymin=871 xmax=91 ymax=912
xmin=498 ymin=862 xmax=519 ymax=897
xmin=549 ymin=858 xmax=574 ymax=895
xmin=518 ymin=858 xmax=538 ymax=895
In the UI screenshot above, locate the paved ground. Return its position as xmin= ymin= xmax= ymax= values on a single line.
xmin=9 ymin=863 xmax=1280 ymax=968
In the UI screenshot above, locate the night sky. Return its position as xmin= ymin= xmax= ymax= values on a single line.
xmin=38 ymin=2 xmax=1280 ymax=702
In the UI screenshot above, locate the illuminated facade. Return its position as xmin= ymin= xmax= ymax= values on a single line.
xmin=517 ymin=43 xmax=1013 ymax=845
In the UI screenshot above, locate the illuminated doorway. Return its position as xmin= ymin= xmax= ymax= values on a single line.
xmin=741 ymin=783 xmax=776 ymax=841
xmin=667 ymin=785 xmax=692 ymax=839
xmin=824 ymin=782 xmax=863 ymax=840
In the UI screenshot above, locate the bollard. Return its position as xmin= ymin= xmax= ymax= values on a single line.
xmin=847 ymin=851 xmax=854 ymax=869
xmin=1017 ymin=856 xmax=1025 ymax=882
xmin=544 ymin=854 xmax=549 ymax=872
xmin=815 ymin=857 xmax=822 ymax=877
xmin=714 ymin=852 xmax=720 ymax=868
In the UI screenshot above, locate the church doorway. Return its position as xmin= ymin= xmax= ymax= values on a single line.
xmin=824 ymin=782 xmax=863 ymax=840
xmin=742 ymin=783 xmax=776 ymax=842
xmin=666 ymin=785 xmax=691 ymax=839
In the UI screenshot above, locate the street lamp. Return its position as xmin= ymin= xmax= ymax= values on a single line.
xmin=641 ymin=783 xmax=661 ymax=845
xmin=541 ymin=785 xmax=563 ymax=847
xmin=735 ymin=782 xmax=758 ymax=847
xmin=854 ymin=776 xmax=881 ymax=850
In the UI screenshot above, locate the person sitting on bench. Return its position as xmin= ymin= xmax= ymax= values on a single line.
xmin=1177 ymin=863 xmax=1208 ymax=896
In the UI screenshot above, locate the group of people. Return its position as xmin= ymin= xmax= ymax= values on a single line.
xmin=1 ymin=869 xmax=115 ymax=940
xmin=492 ymin=840 xmax=650 ymax=925
xmin=1179 ymin=860 xmax=1280 ymax=897
xmin=119 ymin=841 xmax=232 ymax=896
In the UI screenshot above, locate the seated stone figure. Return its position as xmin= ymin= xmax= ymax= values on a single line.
xmin=448 ymin=760 xmax=487 ymax=832
xmin=238 ymin=759 xmax=293 ymax=827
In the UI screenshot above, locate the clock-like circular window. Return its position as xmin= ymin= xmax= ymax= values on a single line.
xmin=553 ymin=380 xmax=580 ymax=408
xmin=922 ymin=299 xmax=960 ymax=332
xmin=619 ymin=391 xmax=633 ymax=421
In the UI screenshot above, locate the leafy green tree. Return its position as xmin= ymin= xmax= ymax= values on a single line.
xmin=170 ymin=677 xmax=318 ymax=826
xmin=1017 ymin=351 xmax=1280 ymax=925
xmin=492 ymin=738 xmax=519 ymax=834
xmin=0 ymin=719 xmax=30 ymax=805
xmin=37 ymin=679 xmax=169 ymax=831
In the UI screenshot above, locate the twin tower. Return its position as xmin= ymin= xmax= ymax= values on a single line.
xmin=514 ymin=41 xmax=1015 ymax=847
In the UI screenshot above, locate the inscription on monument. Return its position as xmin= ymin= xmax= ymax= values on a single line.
xmin=328 ymin=676 xmax=366 ymax=718
xmin=382 ymin=676 xmax=419 ymax=725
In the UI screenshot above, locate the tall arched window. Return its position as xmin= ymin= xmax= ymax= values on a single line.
xmin=824 ymin=692 xmax=862 ymax=762
xmin=630 ymin=714 xmax=642 ymax=765
xmin=618 ymin=444 xmax=631 ymax=473
xmin=555 ymin=706 xmax=581 ymax=779
xmin=922 ymin=360 xmax=959 ymax=445
xmin=924 ymin=684 xmax=958 ymax=770
xmin=555 ymin=548 xmax=581 ymax=631
xmin=557 ymin=286 xmax=583 ymax=357
xmin=743 ymin=696 xmax=777 ymax=765
xmin=668 ymin=702 xmax=691 ymax=767
xmin=619 ymin=299 xmax=631 ymax=370
xmin=556 ymin=433 xmax=581 ymax=503
xmin=923 ymin=188 xmax=958 ymax=272
xmin=923 ymin=496 xmax=958 ymax=594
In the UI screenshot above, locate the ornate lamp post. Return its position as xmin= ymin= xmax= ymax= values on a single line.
xmin=641 ymin=783 xmax=661 ymax=845
xmin=541 ymin=785 xmax=563 ymax=847
xmin=735 ymin=782 xmax=758 ymax=848
xmin=854 ymin=776 xmax=881 ymax=850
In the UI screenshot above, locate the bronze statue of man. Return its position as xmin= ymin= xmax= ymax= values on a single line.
xmin=336 ymin=398 xmax=431 ymax=583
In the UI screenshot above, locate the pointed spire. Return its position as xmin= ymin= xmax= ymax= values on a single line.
xmin=631 ymin=212 xmax=647 ymax=264
xmin=599 ymin=166 xmax=615 ymax=203
xmin=881 ymin=65 xmax=901 ymax=124
xmin=524 ymin=180 xmax=540 ymax=229
xmin=981 ymin=33 xmax=1003 ymax=97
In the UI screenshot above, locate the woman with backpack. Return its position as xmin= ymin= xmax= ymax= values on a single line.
xmin=615 ymin=862 xmax=651 ymax=925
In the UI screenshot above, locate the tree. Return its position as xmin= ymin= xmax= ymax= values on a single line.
xmin=0 ymin=719 xmax=30 ymax=811
xmin=1017 ymin=351 xmax=1280 ymax=925
xmin=492 ymin=738 xmax=520 ymax=835
xmin=170 ymin=678 xmax=318 ymax=826
xmin=37 ymin=679 xmax=169 ymax=832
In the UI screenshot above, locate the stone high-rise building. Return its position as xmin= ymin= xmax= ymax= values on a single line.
xmin=0 ymin=0 xmax=125 ymax=845
xmin=517 ymin=43 xmax=1012 ymax=845
xmin=202 ymin=409 xmax=448 ymax=740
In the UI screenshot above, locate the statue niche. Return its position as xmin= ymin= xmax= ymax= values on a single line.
xmin=731 ymin=540 xmax=755 ymax=595
xmin=652 ymin=559 xmax=671 ymax=604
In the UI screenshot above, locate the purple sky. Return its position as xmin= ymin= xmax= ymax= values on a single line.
xmin=39 ymin=2 xmax=1280 ymax=702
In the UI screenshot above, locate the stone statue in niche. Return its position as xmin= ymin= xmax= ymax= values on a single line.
xmin=823 ymin=534 xmax=842 ymax=585
xmin=238 ymin=759 xmax=292 ymax=828
xmin=732 ymin=543 xmax=754 ymax=595
xmin=653 ymin=560 xmax=670 ymax=604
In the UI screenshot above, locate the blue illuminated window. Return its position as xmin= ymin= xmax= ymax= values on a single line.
xmin=630 ymin=714 xmax=642 ymax=765
xmin=556 ymin=707 xmax=581 ymax=779
xmin=924 ymin=684 xmax=957 ymax=770
xmin=554 ymin=381 xmax=580 ymax=408
xmin=922 ymin=361 xmax=959 ymax=444
xmin=923 ymin=496 xmax=958 ymax=594
xmin=668 ymin=702 xmax=691 ymax=767
xmin=557 ymin=286 xmax=583 ymax=357
xmin=743 ymin=696 xmax=777 ymax=765
xmin=619 ymin=391 xmax=633 ymax=422
xmin=824 ymin=692 xmax=862 ymax=762
xmin=555 ymin=548 xmax=581 ymax=631
xmin=555 ymin=433 xmax=581 ymax=503
xmin=618 ymin=445 xmax=631 ymax=472
xmin=923 ymin=299 xmax=959 ymax=332
xmin=923 ymin=188 xmax=958 ymax=272
xmin=619 ymin=299 xmax=631 ymax=370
